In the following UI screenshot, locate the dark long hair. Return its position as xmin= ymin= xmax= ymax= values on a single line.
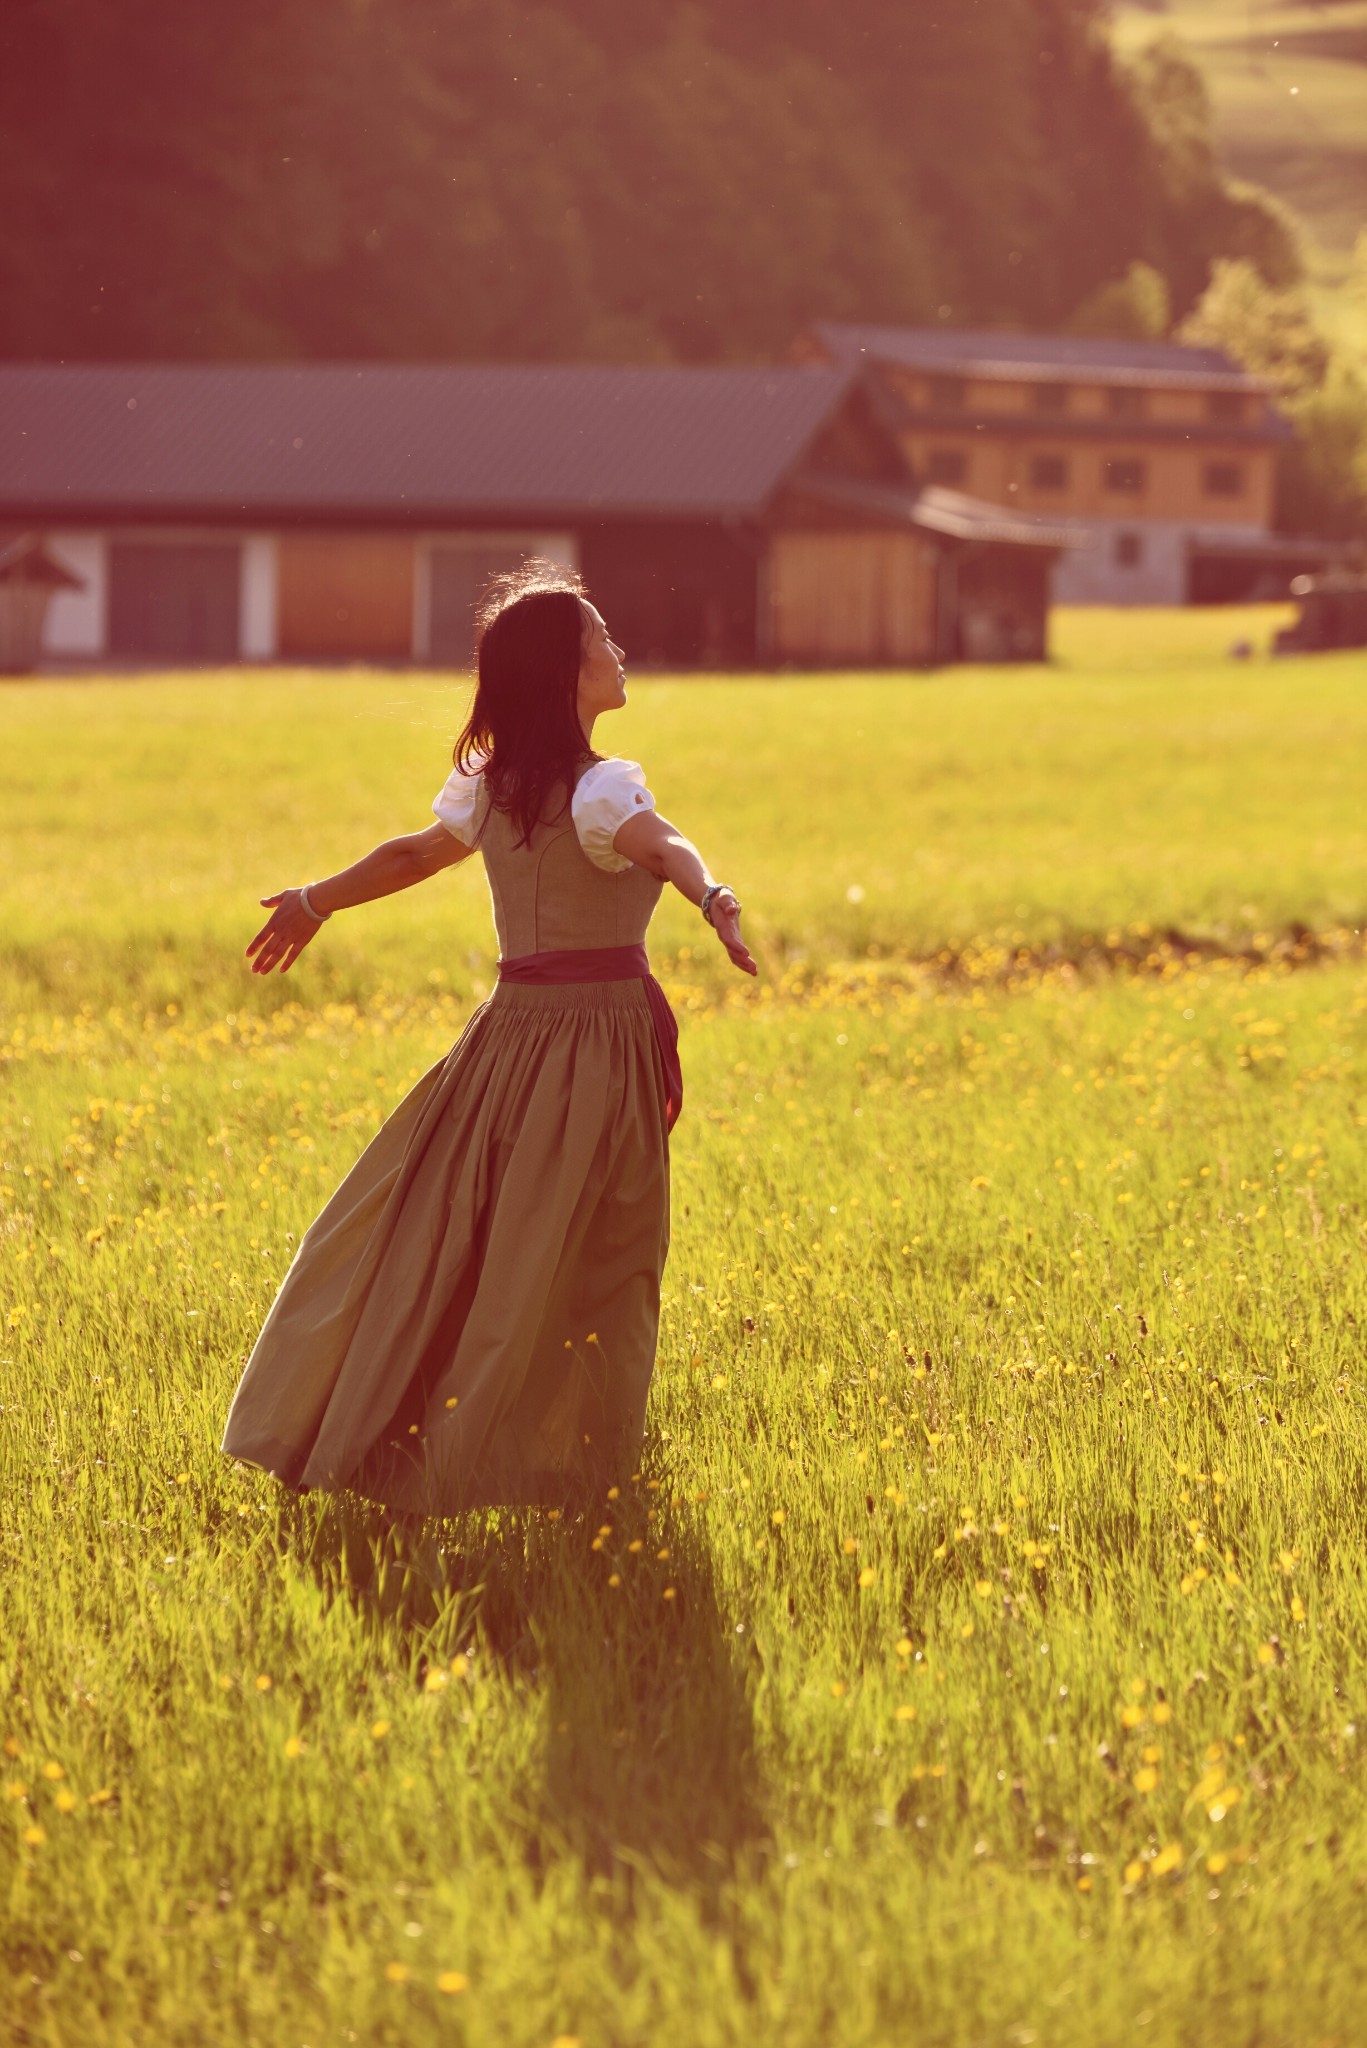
xmin=453 ymin=559 xmax=598 ymax=849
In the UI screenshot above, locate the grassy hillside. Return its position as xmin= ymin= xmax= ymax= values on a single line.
xmin=1113 ymin=0 xmax=1367 ymax=290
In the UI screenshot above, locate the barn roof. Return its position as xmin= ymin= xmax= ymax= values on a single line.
xmin=0 ymin=362 xmax=858 ymax=521
xmin=789 ymin=473 xmax=1087 ymax=550
xmin=804 ymin=322 xmax=1263 ymax=392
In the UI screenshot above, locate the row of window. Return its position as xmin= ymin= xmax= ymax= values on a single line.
xmin=924 ymin=448 xmax=1246 ymax=497
xmin=922 ymin=376 xmax=1249 ymax=425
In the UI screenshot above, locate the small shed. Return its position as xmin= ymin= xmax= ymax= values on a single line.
xmin=0 ymin=535 xmax=84 ymax=672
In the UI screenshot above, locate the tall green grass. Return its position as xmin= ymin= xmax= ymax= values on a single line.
xmin=4 ymin=615 xmax=1367 ymax=2045
xmin=5 ymin=605 xmax=1363 ymax=1015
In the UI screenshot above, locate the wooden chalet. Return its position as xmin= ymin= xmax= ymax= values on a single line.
xmin=797 ymin=324 xmax=1334 ymax=606
xmin=0 ymin=362 xmax=1078 ymax=670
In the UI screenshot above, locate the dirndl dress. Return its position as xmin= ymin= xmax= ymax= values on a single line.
xmin=220 ymin=756 xmax=675 ymax=1514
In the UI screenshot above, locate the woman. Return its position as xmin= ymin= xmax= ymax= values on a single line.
xmin=220 ymin=563 xmax=755 ymax=1517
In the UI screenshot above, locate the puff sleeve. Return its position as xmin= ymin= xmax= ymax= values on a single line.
xmin=431 ymin=757 xmax=487 ymax=846
xmin=571 ymin=758 xmax=657 ymax=874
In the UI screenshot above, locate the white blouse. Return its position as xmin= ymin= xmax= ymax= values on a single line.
xmin=431 ymin=755 xmax=656 ymax=874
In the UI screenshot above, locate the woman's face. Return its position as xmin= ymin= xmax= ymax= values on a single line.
xmin=577 ymin=600 xmax=627 ymax=727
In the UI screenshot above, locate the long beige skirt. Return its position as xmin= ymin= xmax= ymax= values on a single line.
xmin=220 ymin=978 xmax=671 ymax=1514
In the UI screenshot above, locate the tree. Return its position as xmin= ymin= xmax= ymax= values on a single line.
xmin=1067 ymin=262 xmax=1172 ymax=340
xmin=0 ymin=0 xmax=1318 ymax=364
xmin=1180 ymin=259 xmax=1367 ymax=537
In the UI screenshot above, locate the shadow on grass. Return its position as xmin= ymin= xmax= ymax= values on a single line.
xmin=274 ymin=1468 xmax=769 ymax=1908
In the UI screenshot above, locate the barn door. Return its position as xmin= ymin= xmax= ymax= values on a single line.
xmin=427 ymin=543 xmax=535 ymax=667
xmin=276 ymin=535 xmax=415 ymax=660
xmin=108 ymin=542 xmax=241 ymax=660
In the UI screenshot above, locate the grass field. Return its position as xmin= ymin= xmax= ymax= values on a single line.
xmin=4 ymin=610 xmax=1367 ymax=2046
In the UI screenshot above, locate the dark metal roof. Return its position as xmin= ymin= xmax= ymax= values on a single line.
xmin=791 ymin=472 xmax=1088 ymax=550
xmin=0 ymin=362 xmax=857 ymax=521
xmin=807 ymin=322 xmax=1264 ymax=392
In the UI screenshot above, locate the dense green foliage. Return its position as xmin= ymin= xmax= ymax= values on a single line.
xmin=4 ymin=619 xmax=1367 ymax=2045
xmin=1181 ymin=250 xmax=1367 ymax=536
xmin=0 ymin=0 xmax=1298 ymax=364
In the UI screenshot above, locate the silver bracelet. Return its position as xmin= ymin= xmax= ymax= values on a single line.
xmin=700 ymin=883 xmax=738 ymax=927
xmin=297 ymin=883 xmax=331 ymax=924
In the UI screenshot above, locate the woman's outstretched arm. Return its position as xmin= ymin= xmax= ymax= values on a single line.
xmin=610 ymin=811 xmax=757 ymax=976
xmin=246 ymin=823 xmax=475 ymax=976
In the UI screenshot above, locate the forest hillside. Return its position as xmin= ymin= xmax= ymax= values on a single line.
xmin=0 ymin=0 xmax=1300 ymax=364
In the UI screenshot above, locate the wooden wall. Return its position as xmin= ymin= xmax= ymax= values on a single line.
xmin=767 ymin=531 xmax=937 ymax=665
xmin=896 ymin=430 xmax=1277 ymax=528
xmin=578 ymin=519 xmax=759 ymax=665
xmin=878 ymin=365 xmax=1278 ymax=530
xmin=277 ymin=534 xmax=414 ymax=659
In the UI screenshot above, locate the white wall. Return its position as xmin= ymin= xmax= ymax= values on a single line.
xmin=1053 ymin=520 xmax=1188 ymax=606
xmin=1051 ymin=517 xmax=1282 ymax=607
xmin=40 ymin=532 xmax=106 ymax=655
xmin=239 ymin=534 xmax=277 ymax=659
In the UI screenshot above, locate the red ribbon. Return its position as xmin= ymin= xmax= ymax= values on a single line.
xmin=495 ymin=944 xmax=682 ymax=1132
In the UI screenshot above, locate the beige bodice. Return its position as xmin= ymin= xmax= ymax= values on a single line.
xmin=474 ymin=774 xmax=664 ymax=959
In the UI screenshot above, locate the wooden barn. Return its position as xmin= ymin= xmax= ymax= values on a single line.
xmin=0 ymin=362 xmax=1078 ymax=669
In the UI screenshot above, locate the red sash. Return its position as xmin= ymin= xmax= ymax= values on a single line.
xmin=495 ymin=943 xmax=682 ymax=1133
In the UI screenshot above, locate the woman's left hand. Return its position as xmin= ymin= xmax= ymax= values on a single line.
xmin=709 ymin=891 xmax=758 ymax=976
xmin=245 ymin=890 xmax=324 ymax=976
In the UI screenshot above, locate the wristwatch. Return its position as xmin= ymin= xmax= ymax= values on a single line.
xmin=700 ymin=884 xmax=739 ymax=926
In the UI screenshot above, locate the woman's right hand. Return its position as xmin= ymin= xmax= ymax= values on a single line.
xmin=708 ymin=890 xmax=757 ymax=975
xmin=245 ymin=890 xmax=324 ymax=976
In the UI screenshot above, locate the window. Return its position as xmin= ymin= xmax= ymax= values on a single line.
xmin=1203 ymin=460 xmax=1245 ymax=498
xmin=1028 ymin=453 xmax=1069 ymax=490
xmin=926 ymin=447 xmax=968 ymax=485
xmin=1104 ymin=457 xmax=1146 ymax=494
xmin=1113 ymin=531 xmax=1144 ymax=568
xmin=1207 ymin=391 xmax=1245 ymax=425
xmin=926 ymin=376 xmax=967 ymax=412
xmin=1106 ymin=386 xmax=1146 ymax=419
xmin=1031 ymin=382 xmax=1069 ymax=415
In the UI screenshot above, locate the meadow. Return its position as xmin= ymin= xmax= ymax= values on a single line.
xmin=4 ymin=608 xmax=1367 ymax=2047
